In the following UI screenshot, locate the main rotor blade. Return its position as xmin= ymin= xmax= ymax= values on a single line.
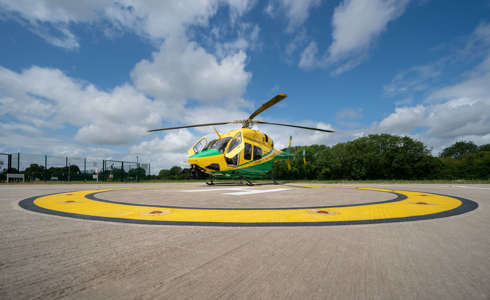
xmin=147 ymin=121 xmax=238 ymax=132
xmin=248 ymin=93 xmax=287 ymax=121
xmin=253 ymin=121 xmax=335 ymax=133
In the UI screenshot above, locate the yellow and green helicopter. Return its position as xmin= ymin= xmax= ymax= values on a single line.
xmin=148 ymin=94 xmax=334 ymax=185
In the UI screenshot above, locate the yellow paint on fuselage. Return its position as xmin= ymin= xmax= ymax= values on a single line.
xmin=187 ymin=128 xmax=282 ymax=175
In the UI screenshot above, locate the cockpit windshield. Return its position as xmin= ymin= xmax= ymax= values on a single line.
xmin=206 ymin=137 xmax=231 ymax=153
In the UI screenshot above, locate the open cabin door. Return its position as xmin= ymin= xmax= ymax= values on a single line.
xmin=224 ymin=132 xmax=244 ymax=166
xmin=187 ymin=136 xmax=208 ymax=156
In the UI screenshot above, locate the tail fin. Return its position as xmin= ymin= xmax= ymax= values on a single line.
xmin=286 ymin=136 xmax=292 ymax=170
xmin=214 ymin=127 xmax=222 ymax=139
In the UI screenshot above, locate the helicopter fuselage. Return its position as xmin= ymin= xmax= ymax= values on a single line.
xmin=187 ymin=128 xmax=288 ymax=178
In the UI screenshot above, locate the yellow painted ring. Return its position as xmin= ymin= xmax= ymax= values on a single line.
xmin=19 ymin=186 xmax=478 ymax=226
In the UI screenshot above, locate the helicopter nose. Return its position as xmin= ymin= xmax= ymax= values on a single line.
xmin=187 ymin=149 xmax=223 ymax=171
xmin=188 ymin=157 xmax=221 ymax=172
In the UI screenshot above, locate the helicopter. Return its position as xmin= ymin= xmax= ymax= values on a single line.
xmin=148 ymin=93 xmax=334 ymax=185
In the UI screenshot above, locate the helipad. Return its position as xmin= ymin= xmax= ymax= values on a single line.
xmin=2 ymin=183 xmax=489 ymax=299
xmin=19 ymin=185 xmax=477 ymax=226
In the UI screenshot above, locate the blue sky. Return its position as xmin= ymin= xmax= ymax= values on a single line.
xmin=1 ymin=0 xmax=490 ymax=171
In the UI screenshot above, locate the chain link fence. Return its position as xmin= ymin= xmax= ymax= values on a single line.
xmin=0 ymin=152 xmax=150 ymax=182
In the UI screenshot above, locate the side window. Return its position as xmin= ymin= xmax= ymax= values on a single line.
xmin=253 ymin=146 xmax=262 ymax=160
xmin=244 ymin=143 xmax=252 ymax=160
xmin=193 ymin=138 xmax=207 ymax=153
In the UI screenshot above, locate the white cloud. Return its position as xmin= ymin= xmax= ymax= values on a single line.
xmin=299 ymin=41 xmax=319 ymax=69
xmin=384 ymin=64 xmax=442 ymax=97
xmin=0 ymin=0 xmax=255 ymax=48
xmin=0 ymin=127 xmax=119 ymax=159
xmin=129 ymin=129 xmax=196 ymax=170
xmin=214 ymin=23 xmax=261 ymax=58
xmin=267 ymin=0 xmax=322 ymax=31
xmin=385 ymin=22 xmax=490 ymax=99
xmin=131 ymin=36 xmax=251 ymax=104
xmin=377 ymin=22 xmax=490 ymax=145
xmin=378 ymin=105 xmax=426 ymax=134
xmin=0 ymin=66 xmax=164 ymax=145
xmin=254 ymin=120 xmax=336 ymax=149
xmin=0 ymin=0 xmax=259 ymax=171
xmin=300 ymin=0 xmax=410 ymax=73
xmin=0 ymin=122 xmax=43 ymax=135
xmin=329 ymin=0 xmax=410 ymax=61
xmin=376 ymin=53 xmax=490 ymax=148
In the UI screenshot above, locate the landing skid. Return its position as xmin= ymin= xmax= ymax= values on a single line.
xmin=206 ymin=175 xmax=254 ymax=186
xmin=206 ymin=173 xmax=280 ymax=186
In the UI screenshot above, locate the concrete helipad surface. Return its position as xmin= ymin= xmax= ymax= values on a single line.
xmin=1 ymin=183 xmax=489 ymax=299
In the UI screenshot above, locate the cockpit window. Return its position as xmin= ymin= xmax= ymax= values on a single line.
xmin=203 ymin=139 xmax=217 ymax=150
xmin=226 ymin=132 xmax=242 ymax=154
xmin=211 ymin=137 xmax=231 ymax=153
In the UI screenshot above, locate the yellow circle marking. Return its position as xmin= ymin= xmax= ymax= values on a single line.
xmin=31 ymin=186 xmax=463 ymax=224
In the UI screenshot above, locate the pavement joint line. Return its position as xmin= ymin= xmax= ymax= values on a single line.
xmin=18 ymin=186 xmax=478 ymax=227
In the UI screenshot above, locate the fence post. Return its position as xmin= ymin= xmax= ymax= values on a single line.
xmin=121 ymin=161 xmax=124 ymax=182
xmin=44 ymin=155 xmax=47 ymax=182
xmin=65 ymin=156 xmax=68 ymax=181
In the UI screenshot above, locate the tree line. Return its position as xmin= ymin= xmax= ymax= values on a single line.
xmin=272 ymin=134 xmax=489 ymax=180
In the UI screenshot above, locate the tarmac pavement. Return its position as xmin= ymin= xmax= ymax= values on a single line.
xmin=0 ymin=183 xmax=488 ymax=299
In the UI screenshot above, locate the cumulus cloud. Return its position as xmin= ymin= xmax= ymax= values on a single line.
xmin=0 ymin=66 xmax=164 ymax=145
xmin=131 ymin=36 xmax=251 ymax=104
xmin=0 ymin=0 xmax=255 ymax=48
xmin=300 ymin=0 xmax=410 ymax=73
xmin=378 ymin=105 xmax=426 ymax=134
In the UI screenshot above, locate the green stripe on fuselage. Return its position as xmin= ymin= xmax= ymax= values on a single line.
xmin=215 ymin=150 xmax=279 ymax=177
xmin=219 ymin=159 xmax=275 ymax=177
xmin=189 ymin=149 xmax=221 ymax=158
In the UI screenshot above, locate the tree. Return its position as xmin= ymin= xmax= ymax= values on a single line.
xmin=158 ymin=169 xmax=171 ymax=179
xmin=111 ymin=168 xmax=126 ymax=181
xmin=169 ymin=166 xmax=183 ymax=176
xmin=24 ymin=164 xmax=46 ymax=181
xmin=128 ymin=167 xmax=146 ymax=181
xmin=440 ymin=141 xmax=478 ymax=159
xmin=479 ymin=144 xmax=490 ymax=152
